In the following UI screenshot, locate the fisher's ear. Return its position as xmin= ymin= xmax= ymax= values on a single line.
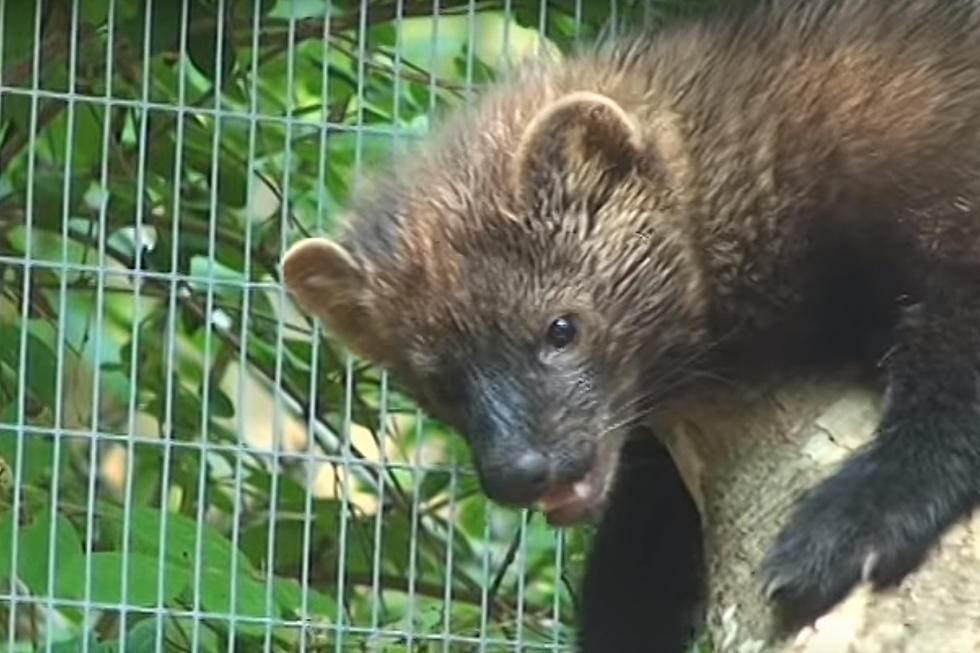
xmin=513 ymin=91 xmax=644 ymax=209
xmin=281 ymin=237 xmax=385 ymax=361
xmin=513 ymin=91 xmax=688 ymax=209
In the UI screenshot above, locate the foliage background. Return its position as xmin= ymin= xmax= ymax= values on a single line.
xmin=0 ymin=1 xmax=722 ymax=651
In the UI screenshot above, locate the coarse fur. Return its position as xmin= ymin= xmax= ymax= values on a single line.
xmin=282 ymin=0 xmax=980 ymax=650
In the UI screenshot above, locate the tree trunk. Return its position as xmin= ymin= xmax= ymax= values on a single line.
xmin=653 ymin=371 xmax=980 ymax=653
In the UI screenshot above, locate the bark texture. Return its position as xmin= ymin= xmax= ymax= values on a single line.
xmin=654 ymin=372 xmax=980 ymax=653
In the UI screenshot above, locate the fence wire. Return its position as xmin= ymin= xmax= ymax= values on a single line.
xmin=0 ymin=0 xmax=688 ymax=651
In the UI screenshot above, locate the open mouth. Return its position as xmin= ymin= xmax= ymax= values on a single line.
xmin=536 ymin=442 xmax=619 ymax=527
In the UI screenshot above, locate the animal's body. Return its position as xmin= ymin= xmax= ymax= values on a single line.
xmin=282 ymin=1 xmax=980 ymax=650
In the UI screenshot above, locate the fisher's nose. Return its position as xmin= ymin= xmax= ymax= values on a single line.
xmin=479 ymin=449 xmax=551 ymax=506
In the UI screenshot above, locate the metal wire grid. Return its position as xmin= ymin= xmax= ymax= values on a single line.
xmin=0 ymin=0 xmax=652 ymax=651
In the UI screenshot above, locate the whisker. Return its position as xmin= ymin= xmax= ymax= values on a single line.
xmin=594 ymin=324 xmax=747 ymax=442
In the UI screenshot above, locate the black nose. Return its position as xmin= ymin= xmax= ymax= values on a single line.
xmin=479 ymin=449 xmax=551 ymax=506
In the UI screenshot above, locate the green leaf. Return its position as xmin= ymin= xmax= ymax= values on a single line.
xmin=0 ymin=324 xmax=58 ymax=409
xmin=267 ymin=0 xmax=327 ymax=20
xmin=88 ymin=552 xmax=190 ymax=607
xmin=416 ymin=470 xmax=451 ymax=503
xmin=0 ymin=510 xmax=85 ymax=598
xmin=145 ymin=132 xmax=177 ymax=182
xmin=178 ymin=127 xmax=250 ymax=208
xmin=0 ymin=512 xmax=13 ymax=580
xmin=163 ymin=617 xmax=221 ymax=652
xmin=0 ymin=405 xmax=58 ymax=487
xmin=272 ymin=577 xmax=336 ymax=620
xmin=203 ymin=382 xmax=235 ymax=419
xmin=457 ymin=494 xmax=489 ymax=546
xmin=2 ymin=169 xmax=91 ymax=235
xmin=198 ymin=568 xmax=272 ymax=636
xmin=1 ymin=0 xmax=41 ymax=75
xmin=188 ymin=255 xmax=246 ymax=282
xmin=239 ymin=500 xmax=339 ymax=571
xmin=231 ymin=0 xmax=276 ymax=21
xmin=145 ymin=0 xmax=183 ymax=54
xmin=187 ymin=1 xmax=236 ymax=87
xmin=122 ymin=618 xmax=164 ymax=651
xmin=239 ymin=519 xmax=307 ymax=571
xmin=0 ymin=93 xmax=33 ymax=141
xmin=78 ymin=0 xmax=110 ymax=25
xmin=415 ymin=603 xmax=443 ymax=635
xmin=48 ymin=632 xmax=109 ymax=653
xmin=32 ymin=102 xmax=101 ymax=176
xmin=243 ymin=466 xmax=312 ymax=511
xmin=129 ymin=445 xmax=163 ymax=507
xmin=113 ymin=505 xmax=256 ymax=576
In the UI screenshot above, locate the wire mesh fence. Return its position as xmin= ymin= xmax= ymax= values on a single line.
xmin=0 ymin=1 xmax=716 ymax=651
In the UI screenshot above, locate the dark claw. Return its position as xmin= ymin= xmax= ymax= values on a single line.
xmin=761 ymin=450 xmax=947 ymax=634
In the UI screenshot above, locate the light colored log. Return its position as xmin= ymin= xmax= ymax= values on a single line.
xmin=654 ymin=373 xmax=980 ymax=653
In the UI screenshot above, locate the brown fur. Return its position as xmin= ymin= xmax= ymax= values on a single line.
xmin=283 ymin=1 xmax=980 ymax=648
xmin=286 ymin=1 xmax=980 ymax=369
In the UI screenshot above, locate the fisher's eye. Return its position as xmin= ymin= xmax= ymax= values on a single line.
xmin=545 ymin=315 xmax=578 ymax=350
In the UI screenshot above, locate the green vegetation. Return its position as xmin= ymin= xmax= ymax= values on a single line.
xmin=0 ymin=1 xmax=725 ymax=651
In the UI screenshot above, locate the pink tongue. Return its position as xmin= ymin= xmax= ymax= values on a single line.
xmin=538 ymin=485 xmax=581 ymax=513
xmin=536 ymin=459 xmax=606 ymax=525
xmin=538 ymin=478 xmax=596 ymax=513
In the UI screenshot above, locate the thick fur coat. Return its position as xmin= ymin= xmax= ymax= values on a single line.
xmin=283 ymin=1 xmax=980 ymax=649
